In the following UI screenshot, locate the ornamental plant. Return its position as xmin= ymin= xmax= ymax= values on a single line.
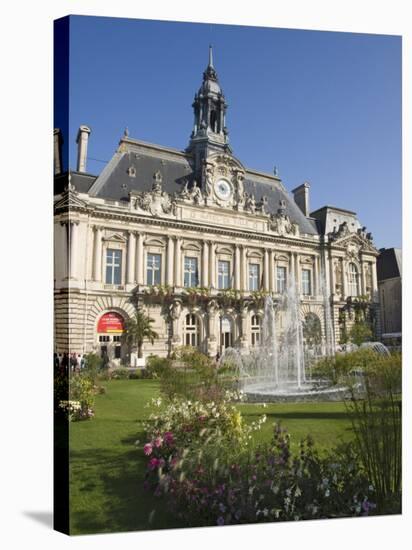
xmin=142 ymin=410 xmax=377 ymax=526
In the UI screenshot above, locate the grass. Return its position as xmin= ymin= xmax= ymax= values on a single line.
xmin=69 ymin=379 xmax=353 ymax=535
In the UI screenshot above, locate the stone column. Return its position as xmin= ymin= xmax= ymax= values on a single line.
xmin=166 ymin=236 xmax=174 ymax=286
xmin=126 ymin=231 xmax=136 ymax=284
xmin=313 ymin=254 xmax=318 ymax=297
xmin=202 ymin=240 xmax=209 ymax=287
xmin=209 ymin=242 xmax=216 ymax=289
xmin=270 ymin=250 xmax=276 ymax=292
xmin=360 ymin=260 xmax=367 ymax=296
xmin=341 ymin=258 xmax=347 ymax=299
xmin=207 ymin=305 xmax=218 ymax=356
xmin=136 ymin=232 xmax=145 ymax=285
xmin=289 ymin=252 xmax=295 ymax=288
xmin=174 ymin=237 xmax=182 ymax=287
xmin=240 ymin=245 xmax=247 ymax=291
xmin=240 ymin=306 xmax=249 ymax=352
xmin=234 ymin=245 xmax=241 ymax=290
xmin=60 ymin=221 xmax=69 ymax=279
xmin=263 ymin=249 xmax=269 ymax=291
xmin=295 ymin=252 xmax=300 ymax=295
xmin=371 ymin=260 xmax=378 ymax=302
xmin=92 ymin=226 xmax=102 ymax=282
xmin=69 ymin=221 xmax=79 ymax=279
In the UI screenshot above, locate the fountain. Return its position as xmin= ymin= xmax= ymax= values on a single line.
xmin=220 ymin=274 xmax=349 ymax=403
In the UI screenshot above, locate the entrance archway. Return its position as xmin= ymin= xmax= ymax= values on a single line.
xmin=97 ymin=311 xmax=125 ymax=367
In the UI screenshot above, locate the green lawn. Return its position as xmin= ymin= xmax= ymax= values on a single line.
xmin=69 ymin=379 xmax=353 ymax=535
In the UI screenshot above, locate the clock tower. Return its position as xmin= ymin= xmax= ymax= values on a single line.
xmin=187 ymin=46 xmax=231 ymax=178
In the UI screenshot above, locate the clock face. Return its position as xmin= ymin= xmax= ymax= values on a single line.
xmin=215 ymin=179 xmax=232 ymax=201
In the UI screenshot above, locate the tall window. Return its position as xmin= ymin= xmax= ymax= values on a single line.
xmin=105 ymin=249 xmax=122 ymax=285
xmin=146 ymin=253 xmax=161 ymax=285
xmin=251 ymin=315 xmax=261 ymax=347
xmin=185 ymin=314 xmax=200 ymax=347
xmin=276 ymin=266 xmax=287 ymax=293
xmin=348 ymin=263 xmax=359 ymax=297
xmin=218 ymin=260 xmax=230 ymax=290
xmin=302 ymin=269 xmax=312 ymax=296
xmin=249 ymin=264 xmax=260 ymax=291
xmin=184 ymin=257 xmax=199 ymax=288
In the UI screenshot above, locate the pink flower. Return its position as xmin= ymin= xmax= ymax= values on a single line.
xmin=153 ymin=436 xmax=163 ymax=448
xmin=148 ymin=457 xmax=159 ymax=470
xmin=163 ymin=431 xmax=174 ymax=445
xmin=143 ymin=443 xmax=153 ymax=456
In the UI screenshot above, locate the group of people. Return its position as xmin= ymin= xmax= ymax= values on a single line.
xmin=54 ymin=352 xmax=86 ymax=374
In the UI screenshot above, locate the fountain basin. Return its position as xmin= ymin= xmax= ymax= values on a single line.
xmin=243 ymin=384 xmax=349 ymax=403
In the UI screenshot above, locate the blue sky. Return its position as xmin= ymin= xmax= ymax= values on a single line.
xmin=62 ymin=16 xmax=401 ymax=249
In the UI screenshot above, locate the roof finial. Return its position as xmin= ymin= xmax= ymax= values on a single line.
xmin=208 ymin=44 xmax=214 ymax=68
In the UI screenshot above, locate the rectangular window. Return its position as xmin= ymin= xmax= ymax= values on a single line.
xmin=218 ymin=260 xmax=230 ymax=290
xmin=276 ymin=266 xmax=287 ymax=293
xmin=146 ymin=253 xmax=162 ymax=285
xmin=249 ymin=263 xmax=260 ymax=291
xmin=184 ymin=256 xmax=199 ymax=288
xmin=114 ymin=346 xmax=121 ymax=359
xmin=302 ymin=269 xmax=312 ymax=296
xmin=105 ymin=249 xmax=122 ymax=285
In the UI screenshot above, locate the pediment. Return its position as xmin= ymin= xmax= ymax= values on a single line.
xmin=54 ymin=189 xmax=88 ymax=212
xmin=182 ymin=242 xmax=201 ymax=252
xmin=145 ymin=237 xmax=166 ymax=247
xmin=216 ymin=245 xmax=233 ymax=255
xmin=103 ymin=232 xmax=127 ymax=244
xmin=334 ymin=232 xmax=377 ymax=253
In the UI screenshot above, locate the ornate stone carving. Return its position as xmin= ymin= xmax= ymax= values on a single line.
xmin=130 ymin=170 xmax=176 ymax=217
xmin=177 ymin=179 xmax=204 ymax=205
xmin=269 ymin=200 xmax=299 ymax=236
xmin=328 ymin=221 xmax=350 ymax=241
xmin=244 ymin=193 xmax=256 ymax=213
xmin=169 ymin=300 xmax=182 ymax=320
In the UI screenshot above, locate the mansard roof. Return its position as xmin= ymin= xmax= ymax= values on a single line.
xmin=86 ymin=137 xmax=319 ymax=236
xmin=377 ymin=248 xmax=402 ymax=281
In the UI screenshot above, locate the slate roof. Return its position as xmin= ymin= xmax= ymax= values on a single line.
xmin=54 ymin=171 xmax=97 ymax=195
xmin=377 ymin=248 xmax=402 ymax=281
xmin=86 ymin=139 xmax=319 ymax=236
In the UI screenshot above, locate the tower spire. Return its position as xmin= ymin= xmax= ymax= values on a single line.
xmin=187 ymin=45 xmax=231 ymax=170
xmin=208 ymin=44 xmax=214 ymax=69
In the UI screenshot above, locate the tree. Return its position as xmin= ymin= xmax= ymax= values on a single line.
xmin=122 ymin=309 xmax=159 ymax=358
xmin=349 ymin=320 xmax=373 ymax=346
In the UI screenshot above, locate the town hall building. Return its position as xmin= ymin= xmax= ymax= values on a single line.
xmin=54 ymin=47 xmax=380 ymax=366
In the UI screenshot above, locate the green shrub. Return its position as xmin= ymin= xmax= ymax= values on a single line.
xmin=58 ymin=373 xmax=95 ymax=421
xmin=111 ymin=367 xmax=131 ymax=380
xmin=349 ymin=321 xmax=373 ymax=346
xmin=82 ymin=352 xmax=102 ymax=385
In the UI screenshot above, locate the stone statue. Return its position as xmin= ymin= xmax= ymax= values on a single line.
xmin=244 ymin=193 xmax=256 ymax=213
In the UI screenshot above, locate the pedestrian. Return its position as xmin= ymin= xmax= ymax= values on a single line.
xmin=61 ymin=352 xmax=69 ymax=374
xmin=80 ymin=354 xmax=85 ymax=369
xmin=215 ymin=352 xmax=220 ymax=364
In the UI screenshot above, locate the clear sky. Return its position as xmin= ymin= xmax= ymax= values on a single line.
xmin=61 ymin=15 xmax=402 ymax=249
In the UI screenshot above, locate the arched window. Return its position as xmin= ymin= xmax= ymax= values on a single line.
xmin=184 ymin=314 xmax=200 ymax=348
xmin=220 ymin=316 xmax=233 ymax=350
xmin=348 ymin=263 xmax=359 ymax=297
xmin=251 ymin=315 xmax=261 ymax=347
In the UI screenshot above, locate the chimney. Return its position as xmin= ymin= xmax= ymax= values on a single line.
xmin=292 ymin=182 xmax=310 ymax=217
xmin=76 ymin=125 xmax=91 ymax=173
xmin=54 ymin=128 xmax=63 ymax=175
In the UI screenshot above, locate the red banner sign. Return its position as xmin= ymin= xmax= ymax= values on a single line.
xmin=97 ymin=312 xmax=125 ymax=333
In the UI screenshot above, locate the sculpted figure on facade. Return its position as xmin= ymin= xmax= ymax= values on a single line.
xmin=202 ymin=161 xmax=214 ymax=198
xmin=269 ymin=200 xmax=299 ymax=236
xmin=244 ymin=192 xmax=256 ymax=214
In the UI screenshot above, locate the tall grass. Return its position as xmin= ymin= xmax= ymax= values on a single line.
xmin=345 ymin=353 xmax=401 ymax=513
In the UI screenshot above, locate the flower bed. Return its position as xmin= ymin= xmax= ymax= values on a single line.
xmin=141 ymin=393 xmax=376 ymax=526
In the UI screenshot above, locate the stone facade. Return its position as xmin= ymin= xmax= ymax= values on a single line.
xmin=53 ymin=49 xmax=380 ymax=365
